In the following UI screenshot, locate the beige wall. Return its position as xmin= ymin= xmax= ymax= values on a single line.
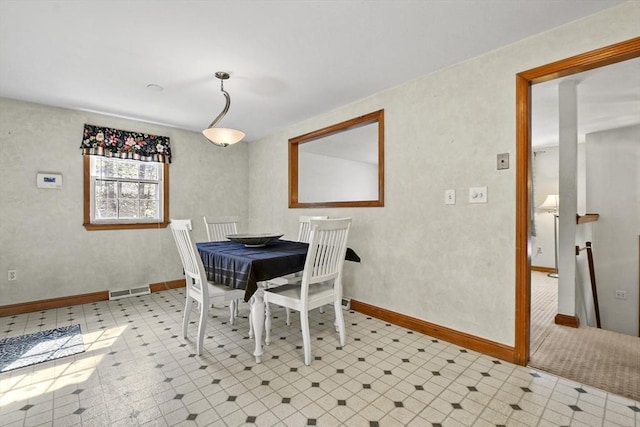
xmin=586 ymin=125 xmax=640 ymax=336
xmin=247 ymin=2 xmax=640 ymax=346
xmin=0 ymin=98 xmax=249 ymax=305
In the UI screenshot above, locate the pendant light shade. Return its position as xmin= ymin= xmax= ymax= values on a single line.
xmin=202 ymin=72 xmax=245 ymax=147
xmin=202 ymin=127 xmax=245 ymax=146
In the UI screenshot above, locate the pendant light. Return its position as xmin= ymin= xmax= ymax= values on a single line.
xmin=202 ymin=72 xmax=245 ymax=147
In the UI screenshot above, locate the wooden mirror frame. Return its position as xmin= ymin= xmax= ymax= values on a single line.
xmin=289 ymin=109 xmax=384 ymax=208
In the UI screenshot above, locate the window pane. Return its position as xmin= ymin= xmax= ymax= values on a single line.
xmin=120 ymin=182 xmax=139 ymax=199
xmin=119 ymin=199 xmax=139 ymax=218
xmin=117 ymin=161 xmax=140 ymax=179
xmin=102 ymin=159 xmax=118 ymax=178
xmin=96 ymin=198 xmax=118 ymax=219
xmin=139 ymin=163 xmax=158 ymax=180
xmin=95 ymin=180 xmax=117 ymax=199
xmin=139 ymin=183 xmax=158 ymax=200
xmin=140 ymin=200 xmax=158 ymax=218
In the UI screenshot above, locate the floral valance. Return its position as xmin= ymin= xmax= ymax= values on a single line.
xmin=80 ymin=124 xmax=172 ymax=163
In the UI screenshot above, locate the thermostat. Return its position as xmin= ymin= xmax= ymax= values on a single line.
xmin=37 ymin=173 xmax=63 ymax=189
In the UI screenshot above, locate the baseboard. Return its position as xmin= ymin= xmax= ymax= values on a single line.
xmin=149 ymin=279 xmax=186 ymax=292
xmin=0 ymin=279 xmax=186 ymax=317
xmin=350 ymin=299 xmax=515 ymax=363
xmin=0 ymin=291 xmax=109 ymax=317
xmin=555 ymin=313 xmax=580 ymax=328
xmin=531 ymin=265 xmax=556 ymax=274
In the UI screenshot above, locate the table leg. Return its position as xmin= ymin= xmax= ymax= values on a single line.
xmin=250 ymin=287 xmax=265 ymax=363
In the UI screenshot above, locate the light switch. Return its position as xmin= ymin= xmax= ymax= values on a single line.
xmin=469 ymin=186 xmax=488 ymax=203
xmin=445 ymin=189 xmax=456 ymax=205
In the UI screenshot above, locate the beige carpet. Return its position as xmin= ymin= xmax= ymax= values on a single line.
xmin=528 ymin=273 xmax=640 ymax=401
xmin=530 ymin=271 xmax=558 ymax=354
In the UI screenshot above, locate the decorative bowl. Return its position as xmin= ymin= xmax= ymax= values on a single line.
xmin=225 ymin=233 xmax=284 ymax=247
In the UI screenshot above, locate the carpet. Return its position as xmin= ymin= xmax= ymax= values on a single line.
xmin=530 ymin=272 xmax=558 ymax=354
xmin=0 ymin=324 xmax=85 ymax=373
xmin=529 ymin=324 xmax=640 ymax=401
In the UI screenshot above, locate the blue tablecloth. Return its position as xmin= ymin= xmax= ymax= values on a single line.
xmin=196 ymin=240 xmax=309 ymax=302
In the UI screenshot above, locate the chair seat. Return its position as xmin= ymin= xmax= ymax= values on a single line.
xmin=266 ymin=273 xmax=302 ymax=287
xmin=265 ymin=282 xmax=335 ymax=311
xmin=207 ymin=282 xmax=245 ymax=303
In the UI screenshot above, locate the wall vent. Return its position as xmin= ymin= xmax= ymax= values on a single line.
xmin=109 ymin=286 xmax=151 ymax=301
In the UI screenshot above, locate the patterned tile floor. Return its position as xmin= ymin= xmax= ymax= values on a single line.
xmin=0 ymin=289 xmax=638 ymax=426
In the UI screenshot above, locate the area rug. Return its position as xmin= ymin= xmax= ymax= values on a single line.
xmin=0 ymin=324 xmax=85 ymax=373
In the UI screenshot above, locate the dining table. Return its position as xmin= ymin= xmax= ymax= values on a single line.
xmin=196 ymin=239 xmax=361 ymax=363
xmin=196 ymin=239 xmax=309 ymax=363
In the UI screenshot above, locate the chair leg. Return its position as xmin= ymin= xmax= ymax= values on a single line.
xmin=183 ymin=296 xmax=193 ymax=338
xmin=248 ymin=298 xmax=254 ymax=339
xmin=265 ymin=303 xmax=272 ymax=345
xmin=319 ymin=305 xmax=325 ymax=314
xmin=196 ymin=302 xmax=208 ymax=355
xmin=285 ymin=307 xmax=291 ymax=326
xmin=334 ymin=301 xmax=346 ymax=347
xmin=229 ymin=300 xmax=236 ymax=325
xmin=301 ymin=310 xmax=312 ymax=365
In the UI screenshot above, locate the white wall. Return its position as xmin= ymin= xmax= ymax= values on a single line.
xmin=0 ymin=98 xmax=249 ymax=305
xmin=586 ymin=125 xmax=640 ymax=336
xmin=299 ymin=152 xmax=378 ymax=202
xmin=532 ymin=147 xmax=559 ymax=269
xmin=247 ymin=2 xmax=640 ymax=346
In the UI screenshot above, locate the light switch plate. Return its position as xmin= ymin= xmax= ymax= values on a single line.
xmin=469 ymin=186 xmax=488 ymax=203
xmin=445 ymin=189 xmax=456 ymax=205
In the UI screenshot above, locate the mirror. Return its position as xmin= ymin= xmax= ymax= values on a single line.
xmin=289 ymin=109 xmax=384 ymax=208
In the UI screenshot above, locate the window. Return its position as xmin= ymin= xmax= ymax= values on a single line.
xmin=83 ymin=155 xmax=169 ymax=230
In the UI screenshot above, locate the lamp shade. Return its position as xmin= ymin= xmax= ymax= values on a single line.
xmin=539 ymin=194 xmax=559 ymax=211
xmin=202 ymin=127 xmax=245 ymax=147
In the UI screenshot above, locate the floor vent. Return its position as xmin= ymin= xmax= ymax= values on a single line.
xmin=109 ymin=286 xmax=151 ymax=301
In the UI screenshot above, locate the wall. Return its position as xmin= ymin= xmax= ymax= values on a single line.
xmin=532 ymin=147 xmax=559 ymax=269
xmin=0 ymin=98 xmax=249 ymax=305
xmin=586 ymin=125 xmax=640 ymax=336
xmin=247 ymin=2 xmax=640 ymax=347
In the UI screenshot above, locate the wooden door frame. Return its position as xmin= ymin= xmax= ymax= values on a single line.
xmin=514 ymin=37 xmax=640 ymax=365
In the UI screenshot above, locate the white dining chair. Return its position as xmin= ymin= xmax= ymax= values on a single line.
xmin=264 ymin=217 xmax=352 ymax=365
xmin=170 ymin=219 xmax=245 ymax=356
xmin=203 ymin=216 xmax=239 ymax=241
xmin=266 ymin=215 xmax=329 ymax=324
xmin=203 ymin=216 xmax=242 ymax=317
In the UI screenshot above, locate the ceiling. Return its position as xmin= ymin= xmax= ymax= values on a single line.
xmin=0 ymin=0 xmax=631 ymax=143
xmin=532 ymin=57 xmax=640 ymax=147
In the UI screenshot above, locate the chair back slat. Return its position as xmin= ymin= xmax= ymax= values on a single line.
xmin=203 ymin=216 xmax=239 ymax=241
xmin=297 ymin=215 xmax=329 ymax=243
xmin=301 ymin=218 xmax=352 ymax=298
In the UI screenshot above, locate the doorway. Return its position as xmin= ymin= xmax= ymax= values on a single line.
xmin=513 ymin=37 xmax=640 ymax=365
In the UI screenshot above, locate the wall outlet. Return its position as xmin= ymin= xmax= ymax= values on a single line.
xmin=8 ymin=270 xmax=16 ymax=281
xmin=615 ymin=290 xmax=627 ymax=300
xmin=497 ymin=153 xmax=509 ymax=170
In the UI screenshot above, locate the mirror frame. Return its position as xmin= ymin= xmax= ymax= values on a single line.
xmin=289 ymin=109 xmax=384 ymax=208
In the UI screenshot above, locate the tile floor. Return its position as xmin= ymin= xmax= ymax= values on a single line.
xmin=0 ymin=289 xmax=638 ymax=426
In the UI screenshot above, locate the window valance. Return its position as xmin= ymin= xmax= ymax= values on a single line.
xmin=80 ymin=124 xmax=172 ymax=163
